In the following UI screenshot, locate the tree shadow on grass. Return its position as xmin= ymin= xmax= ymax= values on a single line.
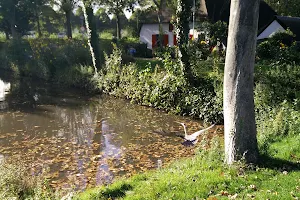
xmin=101 ymin=183 xmax=133 ymax=199
xmin=257 ymin=154 xmax=300 ymax=171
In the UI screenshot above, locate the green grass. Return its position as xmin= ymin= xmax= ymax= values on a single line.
xmin=75 ymin=136 xmax=300 ymax=200
xmin=267 ymin=136 xmax=300 ymax=162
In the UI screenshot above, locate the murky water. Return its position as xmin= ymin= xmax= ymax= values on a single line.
xmin=0 ymin=70 xmax=218 ymax=190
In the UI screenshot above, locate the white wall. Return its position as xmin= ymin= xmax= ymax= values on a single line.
xmin=257 ymin=20 xmax=286 ymax=40
xmin=140 ymin=23 xmax=175 ymax=49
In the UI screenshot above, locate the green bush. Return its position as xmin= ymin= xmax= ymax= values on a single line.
xmin=198 ymin=21 xmax=228 ymax=47
xmin=97 ymin=46 xmax=223 ymax=122
xmin=254 ymin=64 xmax=300 ymax=108
xmin=0 ymin=39 xmax=93 ymax=80
xmin=256 ymin=101 xmax=300 ymax=155
xmin=256 ymin=30 xmax=300 ymax=64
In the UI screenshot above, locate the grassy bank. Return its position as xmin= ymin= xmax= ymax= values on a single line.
xmin=75 ymin=134 xmax=300 ymax=199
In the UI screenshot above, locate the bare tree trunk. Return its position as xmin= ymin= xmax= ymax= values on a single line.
xmin=66 ymin=10 xmax=72 ymax=39
xmin=224 ymin=0 xmax=260 ymax=164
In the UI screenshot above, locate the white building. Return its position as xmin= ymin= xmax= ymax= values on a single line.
xmin=139 ymin=23 xmax=176 ymax=49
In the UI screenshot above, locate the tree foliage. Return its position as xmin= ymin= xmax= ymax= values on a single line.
xmin=176 ymin=0 xmax=194 ymax=82
xmin=264 ymin=0 xmax=300 ymax=16
xmin=0 ymin=0 xmax=34 ymax=38
xmin=54 ymin=0 xmax=79 ymax=38
xmin=98 ymin=0 xmax=137 ymax=39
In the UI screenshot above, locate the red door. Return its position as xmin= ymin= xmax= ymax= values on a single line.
xmin=163 ymin=35 xmax=169 ymax=47
xmin=152 ymin=35 xmax=157 ymax=48
xmin=174 ymin=35 xmax=177 ymax=46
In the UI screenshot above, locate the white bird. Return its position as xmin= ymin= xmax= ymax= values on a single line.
xmin=178 ymin=123 xmax=215 ymax=145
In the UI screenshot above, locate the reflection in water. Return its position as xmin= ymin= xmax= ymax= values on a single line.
xmin=0 ymin=78 xmax=10 ymax=109
xmin=0 ymin=72 xmax=218 ymax=190
xmin=0 ymin=154 xmax=4 ymax=164
xmin=95 ymin=120 xmax=123 ymax=185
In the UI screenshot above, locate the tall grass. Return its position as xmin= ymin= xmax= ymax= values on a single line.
xmin=0 ymin=160 xmax=60 ymax=199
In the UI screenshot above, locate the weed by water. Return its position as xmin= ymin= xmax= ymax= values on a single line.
xmin=0 ymin=160 xmax=61 ymax=199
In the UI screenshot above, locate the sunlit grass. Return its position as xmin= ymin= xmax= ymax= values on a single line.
xmin=75 ymin=135 xmax=300 ymax=199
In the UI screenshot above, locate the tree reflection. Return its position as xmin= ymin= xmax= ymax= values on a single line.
xmin=0 ymin=78 xmax=11 ymax=109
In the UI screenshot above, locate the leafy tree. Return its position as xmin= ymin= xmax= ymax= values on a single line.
xmin=81 ymin=1 xmax=101 ymax=72
xmin=264 ymin=0 xmax=300 ymax=16
xmin=224 ymin=0 xmax=259 ymax=164
xmin=53 ymin=0 xmax=78 ymax=38
xmin=176 ymin=0 xmax=193 ymax=82
xmin=42 ymin=5 xmax=64 ymax=35
xmin=94 ymin=7 xmax=115 ymax=31
xmin=95 ymin=7 xmax=110 ymax=24
xmin=98 ymin=0 xmax=136 ymax=39
xmin=0 ymin=15 xmax=10 ymax=39
xmin=31 ymin=0 xmax=50 ymax=37
xmin=0 ymin=0 xmax=34 ymax=38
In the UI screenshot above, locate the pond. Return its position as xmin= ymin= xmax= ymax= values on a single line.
xmin=0 ymin=70 xmax=218 ymax=191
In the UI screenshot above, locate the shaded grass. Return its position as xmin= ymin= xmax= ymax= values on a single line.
xmin=134 ymin=58 xmax=163 ymax=71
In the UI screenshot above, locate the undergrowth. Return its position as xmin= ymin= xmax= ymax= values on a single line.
xmin=0 ymin=160 xmax=61 ymax=199
xmin=94 ymin=46 xmax=223 ymax=123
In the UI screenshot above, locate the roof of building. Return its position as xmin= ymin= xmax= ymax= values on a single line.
xmin=139 ymin=0 xmax=276 ymax=31
xmin=276 ymin=16 xmax=300 ymax=40
xmin=204 ymin=0 xmax=276 ymax=30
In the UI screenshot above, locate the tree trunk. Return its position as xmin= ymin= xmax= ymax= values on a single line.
xmin=176 ymin=0 xmax=193 ymax=82
xmin=36 ymin=14 xmax=42 ymax=37
xmin=65 ymin=10 xmax=72 ymax=39
xmin=82 ymin=3 xmax=99 ymax=74
xmin=5 ymin=31 xmax=10 ymax=40
xmin=157 ymin=11 xmax=163 ymax=49
xmin=116 ymin=13 xmax=121 ymax=40
xmin=86 ymin=6 xmax=101 ymax=69
xmin=45 ymin=17 xmax=53 ymax=33
xmin=224 ymin=0 xmax=260 ymax=164
xmin=10 ymin=9 xmax=18 ymax=39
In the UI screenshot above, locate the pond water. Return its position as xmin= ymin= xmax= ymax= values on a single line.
xmin=0 ymin=70 xmax=218 ymax=190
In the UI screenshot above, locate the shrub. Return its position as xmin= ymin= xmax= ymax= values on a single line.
xmin=254 ymin=63 xmax=300 ymax=108
xmin=98 ymin=46 xmax=223 ymax=122
xmin=0 ymin=160 xmax=59 ymax=199
xmin=198 ymin=21 xmax=228 ymax=47
xmin=0 ymin=39 xmax=93 ymax=79
xmin=256 ymin=30 xmax=300 ymax=64
xmin=256 ymin=101 xmax=300 ymax=155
